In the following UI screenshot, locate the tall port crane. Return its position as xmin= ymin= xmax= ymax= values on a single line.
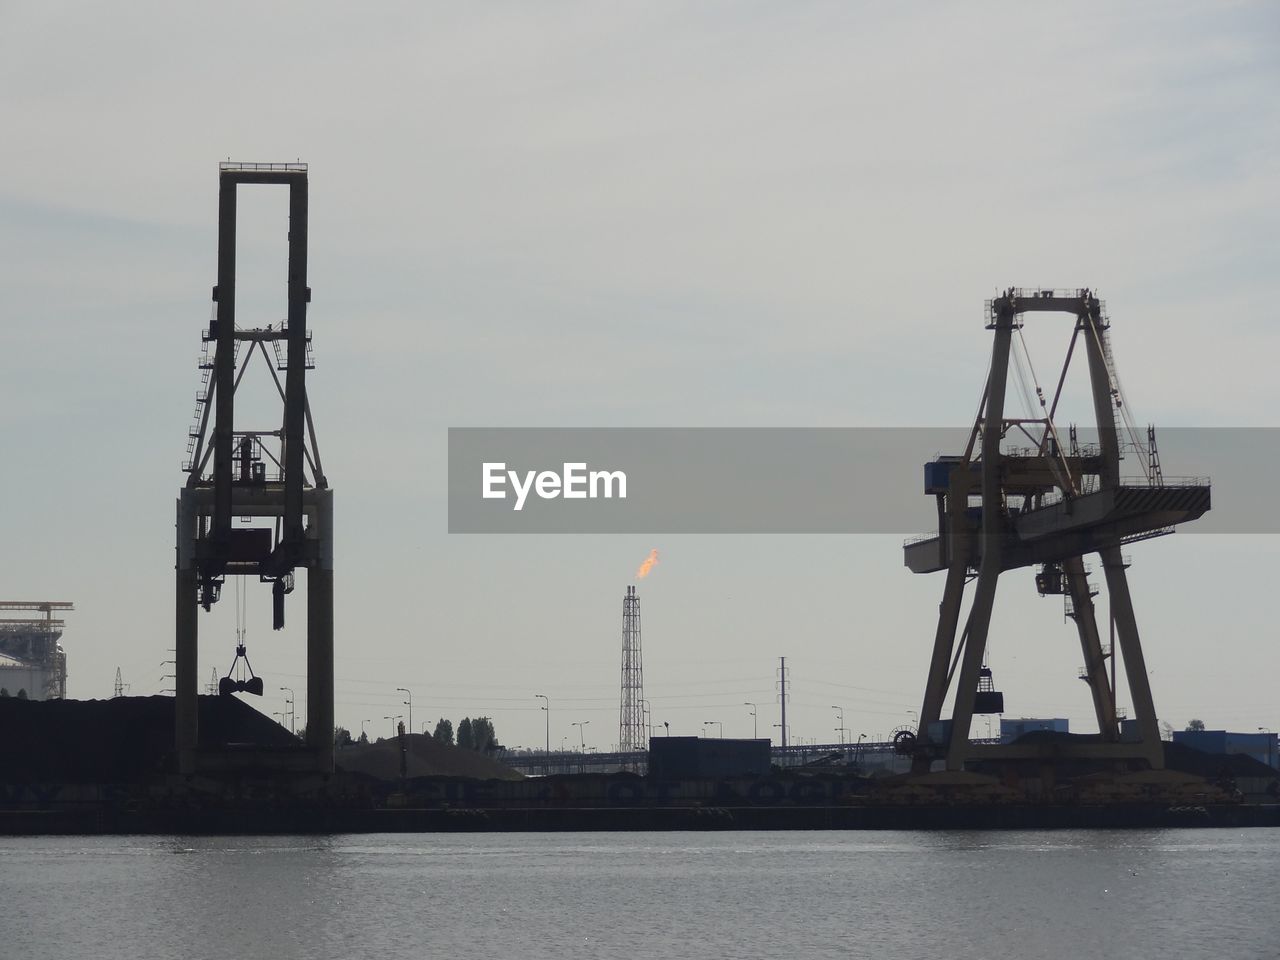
xmin=903 ymin=289 xmax=1209 ymax=772
xmin=174 ymin=162 xmax=335 ymax=774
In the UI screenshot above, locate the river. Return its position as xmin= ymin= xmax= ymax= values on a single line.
xmin=2 ymin=830 xmax=1276 ymax=959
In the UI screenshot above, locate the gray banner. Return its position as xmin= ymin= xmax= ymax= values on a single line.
xmin=447 ymin=427 xmax=1277 ymax=534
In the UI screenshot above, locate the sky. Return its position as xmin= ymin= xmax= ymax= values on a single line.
xmin=1 ymin=1 xmax=1277 ymax=751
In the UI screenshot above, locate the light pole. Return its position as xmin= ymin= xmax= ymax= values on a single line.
xmin=907 ymin=708 xmax=919 ymax=731
xmin=572 ymin=720 xmax=589 ymax=750
xmin=384 ymin=715 xmax=403 ymax=737
xmin=773 ymin=723 xmax=789 ymax=757
xmin=744 ymin=702 xmax=758 ymax=739
xmin=1260 ymin=728 xmax=1275 ymax=769
xmin=704 ymin=720 xmax=722 ymax=738
xmin=361 ymin=719 xmax=370 ymax=741
xmin=396 ymin=687 xmax=413 ymax=738
xmin=536 ymin=694 xmax=550 ymax=754
xmin=855 ymin=732 xmax=867 ymax=766
xmin=832 ymin=705 xmax=846 ymax=746
xmin=280 ymin=686 xmax=295 ymax=735
xmin=642 ymin=699 xmax=653 ymax=739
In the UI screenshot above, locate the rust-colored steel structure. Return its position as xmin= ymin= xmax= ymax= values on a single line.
xmin=903 ymin=288 xmax=1209 ymax=773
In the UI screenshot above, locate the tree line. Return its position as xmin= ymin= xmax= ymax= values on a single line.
xmin=331 ymin=716 xmax=501 ymax=752
xmin=433 ymin=716 xmax=500 ymax=753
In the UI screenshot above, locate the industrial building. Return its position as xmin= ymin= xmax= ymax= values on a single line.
xmin=649 ymin=737 xmax=772 ymax=779
xmin=1173 ymin=729 xmax=1279 ymax=771
xmin=0 ymin=601 xmax=72 ymax=700
xmin=1000 ymin=718 xmax=1069 ymax=743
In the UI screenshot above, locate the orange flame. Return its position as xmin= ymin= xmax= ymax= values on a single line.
xmin=636 ymin=548 xmax=659 ymax=580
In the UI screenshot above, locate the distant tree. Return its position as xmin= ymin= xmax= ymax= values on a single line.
xmin=358 ymin=730 xmax=369 ymax=745
xmin=0 ymin=687 xmax=8 ymax=698
xmin=457 ymin=717 xmax=475 ymax=751
xmin=471 ymin=717 xmax=500 ymax=753
xmin=1186 ymin=719 xmax=1206 ymax=732
xmin=433 ymin=718 xmax=454 ymax=746
xmin=334 ymin=726 xmax=354 ymax=748
xmin=16 ymin=689 xmax=27 ymax=700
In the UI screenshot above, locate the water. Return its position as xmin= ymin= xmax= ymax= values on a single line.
xmin=2 ymin=830 xmax=1277 ymax=959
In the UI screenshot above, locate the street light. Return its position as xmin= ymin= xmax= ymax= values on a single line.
xmin=396 ymin=687 xmax=413 ymax=737
xmin=641 ymin=699 xmax=653 ymax=739
xmin=1260 ymin=727 xmax=1275 ymax=769
xmin=572 ymin=720 xmax=590 ymax=750
xmin=744 ymin=702 xmax=758 ymax=739
xmin=704 ymin=721 xmax=722 ymax=738
xmin=361 ymin=719 xmax=371 ymax=741
xmin=279 ymin=686 xmax=295 ymax=735
xmin=536 ymin=694 xmax=550 ymax=754
xmin=832 ymin=705 xmax=846 ymax=746
xmin=907 ymin=709 xmax=919 ymax=731
xmin=384 ymin=715 xmax=403 ymax=737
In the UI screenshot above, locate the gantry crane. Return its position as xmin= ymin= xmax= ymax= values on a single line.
xmin=903 ymin=289 xmax=1209 ymax=772
xmin=175 ymin=162 xmax=334 ymax=774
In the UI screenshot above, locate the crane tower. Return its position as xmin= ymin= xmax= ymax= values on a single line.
xmin=903 ymin=288 xmax=1209 ymax=773
xmin=175 ymin=162 xmax=334 ymax=774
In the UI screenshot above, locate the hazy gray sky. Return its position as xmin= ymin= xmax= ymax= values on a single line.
xmin=1 ymin=2 xmax=1277 ymax=749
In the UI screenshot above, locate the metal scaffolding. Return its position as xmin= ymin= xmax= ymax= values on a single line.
xmin=619 ymin=585 xmax=646 ymax=756
xmin=0 ymin=601 xmax=73 ymax=700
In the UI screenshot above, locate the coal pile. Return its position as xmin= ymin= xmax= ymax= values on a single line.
xmin=0 ymin=695 xmax=296 ymax=783
xmin=1163 ymin=741 xmax=1278 ymax=780
xmin=337 ymin=734 xmax=523 ymax=781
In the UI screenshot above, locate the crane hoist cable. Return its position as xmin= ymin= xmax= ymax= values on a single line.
xmin=1083 ymin=319 xmax=1151 ymax=482
xmin=219 ymin=576 xmax=264 ymax=696
xmin=1014 ymin=326 xmax=1076 ymax=496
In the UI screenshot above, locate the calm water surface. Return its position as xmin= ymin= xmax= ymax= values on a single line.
xmin=2 ymin=830 xmax=1277 ymax=959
